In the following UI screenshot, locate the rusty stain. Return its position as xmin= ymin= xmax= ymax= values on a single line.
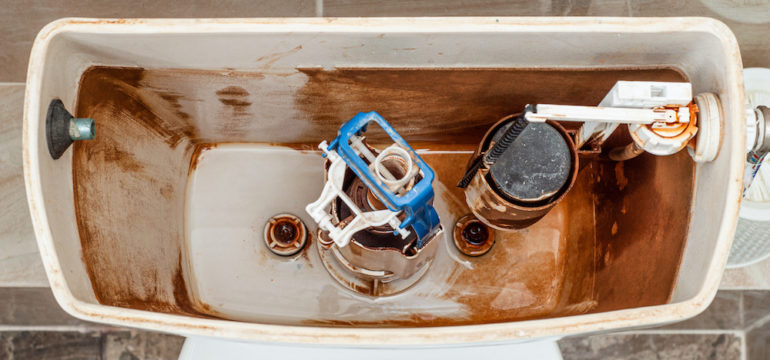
xmin=405 ymin=155 xmax=600 ymax=326
xmin=188 ymin=143 xmax=217 ymax=172
xmin=70 ymin=64 xmax=692 ymax=326
xmin=268 ymin=142 xmax=323 ymax=154
xmin=592 ymin=151 xmax=695 ymax=311
xmin=218 ymin=98 xmax=251 ymax=107
xmin=160 ymin=184 xmax=174 ymax=201
xmin=264 ymin=214 xmax=308 ymax=256
xmin=100 ymin=142 xmax=145 ymax=173
xmin=294 ymin=67 xmax=686 ymax=145
xmin=215 ymin=85 xmax=252 ymax=137
xmin=158 ymin=92 xmax=191 ymax=121
xmin=615 ymin=162 xmax=628 ymax=191
xmin=217 ymin=86 xmax=252 ymax=108
xmin=299 ymin=232 xmax=314 ymax=267
xmin=216 ymin=86 xmax=250 ymax=97
xmin=453 ymin=214 xmax=495 ymax=257
xmin=75 ymin=67 xmax=198 ymax=149
xmin=73 ymin=66 xmax=208 ymax=318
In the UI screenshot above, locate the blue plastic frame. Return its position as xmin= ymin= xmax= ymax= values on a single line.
xmin=326 ymin=112 xmax=441 ymax=247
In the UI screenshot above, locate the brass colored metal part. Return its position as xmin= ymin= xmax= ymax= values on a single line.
xmin=264 ymin=214 xmax=308 ymax=256
xmin=453 ymin=214 xmax=495 ymax=257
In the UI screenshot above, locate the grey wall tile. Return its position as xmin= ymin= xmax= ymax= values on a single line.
xmin=559 ymin=333 xmax=742 ymax=360
xmin=0 ymin=84 xmax=47 ymax=287
xmin=103 ymin=331 xmax=184 ymax=360
xmin=324 ymin=0 xmax=630 ymax=17
xmin=0 ymin=0 xmax=316 ymax=82
xmin=0 ymin=331 xmax=103 ymax=360
xmin=0 ymin=330 xmax=183 ymax=359
xmin=325 ymin=0 xmax=770 ymax=69
xmin=628 ymin=0 xmax=770 ymax=68
xmin=747 ymin=318 xmax=770 ymax=360
xmin=658 ymin=291 xmax=743 ymax=330
xmin=744 ymin=291 xmax=770 ymax=328
xmin=0 ymin=288 xmax=103 ymax=328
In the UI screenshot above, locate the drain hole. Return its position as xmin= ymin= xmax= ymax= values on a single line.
xmin=264 ymin=214 xmax=307 ymax=256
xmin=373 ymin=146 xmax=415 ymax=194
xmin=462 ymin=222 xmax=489 ymax=246
xmin=377 ymin=154 xmax=409 ymax=181
xmin=453 ymin=215 xmax=495 ymax=257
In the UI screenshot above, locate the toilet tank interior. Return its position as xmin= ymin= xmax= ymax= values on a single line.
xmin=72 ymin=65 xmax=693 ymax=326
xmin=27 ymin=19 xmax=743 ymax=338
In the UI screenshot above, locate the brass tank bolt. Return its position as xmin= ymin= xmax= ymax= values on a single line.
xmin=264 ymin=214 xmax=307 ymax=256
xmin=453 ymin=214 xmax=495 ymax=257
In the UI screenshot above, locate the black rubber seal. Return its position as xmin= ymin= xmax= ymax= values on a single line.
xmin=46 ymin=99 xmax=74 ymax=160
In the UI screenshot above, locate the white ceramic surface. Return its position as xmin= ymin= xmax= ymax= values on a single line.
xmin=23 ymin=17 xmax=745 ymax=345
xmin=0 ymin=84 xmax=47 ymax=287
xmin=178 ymin=337 xmax=564 ymax=360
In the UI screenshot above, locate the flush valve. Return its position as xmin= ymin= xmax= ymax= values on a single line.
xmin=306 ymin=112 xmax=443 ymax=296
xmin=306 ymin=111 xmax=441 ymax=249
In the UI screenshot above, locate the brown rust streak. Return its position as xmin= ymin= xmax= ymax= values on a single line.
xmin=71 ymin=64 xmax=691 ymax=326
xmin=591 ymin=150 xmax=695 ymax=311
xmin=436 ymin=154 xmax=594 ymax=324
xmin=73 ymin=66 xmax=210 ymax=318
xmin=215 ymin=85 xmax=252 ymax=137
xmin=304 ymin=152 xmax=597 ymax=328
xmin=294 ymin=67 xmax=686 ymax=145
xmin=77 ymin=67 xmax=197 ymax=148
xmin=306 ymin=134 xmax=690 ymax=327
xmin=188 ymin=143 xmax=217 ymax=173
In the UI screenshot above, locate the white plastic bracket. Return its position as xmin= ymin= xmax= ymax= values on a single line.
xmin=573 ymin=81 xmax=693 ymax=148
xmin=305 ymin=141 xmax=410 ymax=248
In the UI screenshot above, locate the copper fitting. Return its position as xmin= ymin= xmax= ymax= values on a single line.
xmin=264 ymin=214 xmax=307 ymax=256
xmin=453 ymin=215 xmax=495 ymax=256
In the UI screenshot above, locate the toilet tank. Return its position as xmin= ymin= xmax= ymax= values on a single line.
xmin=23 ymin=17 xmax=744 ymax=345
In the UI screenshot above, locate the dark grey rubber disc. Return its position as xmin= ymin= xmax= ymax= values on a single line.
xmin=488 ymin=122 xmax=571 ymax=202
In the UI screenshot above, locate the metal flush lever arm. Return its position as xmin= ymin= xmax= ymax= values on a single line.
xmin=526 ymin=101 xmax=699 ymax=158
xmin=523 ymin=82 xmax=720 ymax=162
xmin=456 ymin=101 xmax=675 ymax=188
xmin=524 ymin=104 xmax=679 ymax=124
xmin=457 ymin=81 xmax=721 ymax=191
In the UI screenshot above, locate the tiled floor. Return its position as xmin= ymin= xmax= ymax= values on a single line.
xmin=0 ymin=331 xmax=184 ymax=360
xmin=560 ymin=291 xmax=770 ymax=359
xmin=560 ymin=333 xmax=743 ymax=360
xmin=2 ymin=1 xmax=770 ymax=359
xmin=0 ymin=288 xmax=766 ymax=359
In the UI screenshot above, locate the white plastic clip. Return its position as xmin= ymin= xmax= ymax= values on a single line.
xmin=305 ymin=141 xmax=410 ymax=248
